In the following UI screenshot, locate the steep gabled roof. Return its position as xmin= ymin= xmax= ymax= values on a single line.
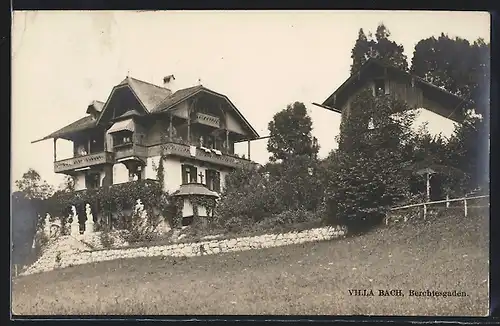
xmin=153 ymin=85 xmax=260 ymax=139
xmin=119 ymin=77 xmax=173 ymax=112
xmin=33 ymin=76 xmax=260 ymax=143
xmin=151 ymin=85 xmax=203 ymax=113
xmin=321 ymin=58 xmax=472 ymax=122
xmin=31 ymin=116 xmax=98 ymax=143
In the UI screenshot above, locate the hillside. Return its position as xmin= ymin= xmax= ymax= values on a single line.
xmin=12 ymin=208 xmax=489 ymax=316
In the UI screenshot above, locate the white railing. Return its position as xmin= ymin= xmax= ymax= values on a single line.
xmin=388 ymin=194 xmax=489 ymax=224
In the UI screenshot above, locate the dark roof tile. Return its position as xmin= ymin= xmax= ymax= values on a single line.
xmin=32 ymin=116 xmax=97 ymax=143
xmin=122 ymin=77 xmax=173 ymax=112
xmin=152 ymin=85 xmax=203 ymax=113
xmin=34 ymin=77 xmax=259 ymax=142
xmin=172 ymin=183 xmax=219 ymax=197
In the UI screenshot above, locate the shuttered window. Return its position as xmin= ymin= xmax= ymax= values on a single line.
xmin=191 ymin=166 xmax=198 ymax=183
xmin=205 ymin=169 xmax=221 ymax=192
xmin=205 ymin=170 xmax=211 ymax=188
xmin=214 ymin=171 xmax=220 ymax=192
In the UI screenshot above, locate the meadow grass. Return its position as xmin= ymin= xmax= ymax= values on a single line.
xmin=12 ymin=208 xmax=488 ymax=316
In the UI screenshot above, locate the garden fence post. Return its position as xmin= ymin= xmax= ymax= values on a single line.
xmin=423 ymin=204 xmax=427 ymax=220
xmin=446 ymin=195 xmax=450 ymax=208
xmin=464 ymin=198 xmax=468 ymax=217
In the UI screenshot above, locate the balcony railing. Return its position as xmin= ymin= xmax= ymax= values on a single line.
xmin=115 ymin=144 xmax=148 ymax=161
xmin=54 ymin=151 xmax=115 ymax=173
xmin=193 ymin=112 xmax=221 ymax=128
xmin=162 ymin=141 xmax=252 ymax=168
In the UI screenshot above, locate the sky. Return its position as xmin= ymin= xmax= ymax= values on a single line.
xmin=11 ymin=10 xmax=490 ymax=189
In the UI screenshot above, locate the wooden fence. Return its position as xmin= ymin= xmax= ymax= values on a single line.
xmin=388 ymin=194 xmax=489 ymax=224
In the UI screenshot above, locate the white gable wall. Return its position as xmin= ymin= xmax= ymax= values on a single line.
xmin=73 ymin=174 xmax=86 ymax=191
xmin=412 ymin=108 xmax=458 ymax=139
xmin=145 ymin=155 xmax=230 ymax=193
xmin=226 ymin=112 xmax=246 ymax=135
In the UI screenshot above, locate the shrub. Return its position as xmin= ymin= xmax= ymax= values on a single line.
xmin=324 ymin=89 xmax=415 ymax=234
xmin=254 ymin=208 xmax=320 ymax=232
xmin=99 ymin=230 xmax=115 ymax=249
xmin=122 ymin=204 xmax=161 ymax=244
xmin=215 ymin=166 xmax=285 ymax=225
xmin=264 ymin=155 xmax=326 ymax=213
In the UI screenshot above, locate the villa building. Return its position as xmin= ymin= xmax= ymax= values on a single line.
xmin=33 ymin=75 xmax=259 ymax=197
xmin=314 ymin=58 xmax=473 ymax=201
xmin=314 ymin=58 xmax=471 ymax=139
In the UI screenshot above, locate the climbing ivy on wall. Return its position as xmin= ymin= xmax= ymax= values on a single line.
xmin=188 ymin=195 xmax=217 ymax=215
xmin=169 ymin=195 xmax=217 ymax=228
xmin=156 ymin=158 xmax=165 ymax=190
xmin=43 ymin=180 xmax=174 ymax=229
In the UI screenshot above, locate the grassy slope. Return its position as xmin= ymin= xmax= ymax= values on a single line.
xmin=12 ymin=208 xmax=489 ymax=316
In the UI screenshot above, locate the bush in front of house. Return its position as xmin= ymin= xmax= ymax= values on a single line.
xmin=214 ymin=165 xmax=285 ymax=227
xmin=99 ymin=229 xmax=115 ymax=249
xmin=212 ymin=152 xmax=327 ymax=235
xmin=253 ymin=208 xmax=323 ymax=232
xmin=122 ymin=201 xmax=162 ymax=244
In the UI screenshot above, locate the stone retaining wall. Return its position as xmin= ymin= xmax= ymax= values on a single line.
xmin=21 ymin=226 xmax=346 ymax=276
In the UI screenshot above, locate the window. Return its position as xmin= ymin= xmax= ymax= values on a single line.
xmin=205 ymin=169 xmax=221 ymax=192
xmin=181 ymin=164 xmax=198 ymax=184
xmin=89 ymin=135 xmax=105 ymax=153
xmin=85 ymin=173 xmax=100 ymax=189
xmin=373 ymin=79 xmax=386 ymax=96
xmin=368 ymin=117 xmax=375 ymax=130
xmin=129 ymin=165 xmax=142 ymax=181
xmin=113 ymin=131 xmax=133 ymax=147
xmin=182 ymin=216 xmax=194 ymax=226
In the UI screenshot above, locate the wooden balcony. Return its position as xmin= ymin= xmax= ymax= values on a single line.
xmin=54 ymin=151 xmax=114 ymax=173
xmin=162 ymin=141 xmax=252 ymax=168
xmin=192 ymin=112 xmax=221 ymax=128
xmin=114 ymin=143 xmax=148 ymax=161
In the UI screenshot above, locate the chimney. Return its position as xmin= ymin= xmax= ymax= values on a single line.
xmin=163 ymin=74 xmax=176 ymax=93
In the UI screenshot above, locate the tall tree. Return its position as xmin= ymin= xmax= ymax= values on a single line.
xmin=326 ymin=88 xmax=416 ymax=233
xmin=350 ymin=23 xmax=408 ymax=74
xmin=411 ymin=34 xmax=490 ymax=190
xmin=446 ymin=115 xmax=487 ymax=191
xmin=411 ymin=33 xmax=490 ymax=115
xmin=267 ymin=102 xmax=319 ymax=162
xmin=372 ymin=23 xmax=408 ymax=71
xmin=15 ymin=168 xmax=54 ymax=200
xmin=350 ymin=28 xmax=371 ymax=74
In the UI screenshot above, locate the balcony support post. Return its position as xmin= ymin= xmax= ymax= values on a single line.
xmin=169 ymin=114 xmax=173 ymax=139
xmin=53 ymin=138 xmax=57 ymax=162
xmin=247 ymin=139 xmax=251 ymax=160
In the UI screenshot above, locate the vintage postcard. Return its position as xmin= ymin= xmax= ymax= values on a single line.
xmin=11 ymin=10 xmax=490 ymax=317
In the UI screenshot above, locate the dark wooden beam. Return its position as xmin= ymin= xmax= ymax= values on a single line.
xmin=53 ymin=138 xmax=57 ymax=162
xmin=312 ymin=102 xmax=342 ymax=114
xmin=233 ymin=135 xmax=270 ymax=143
